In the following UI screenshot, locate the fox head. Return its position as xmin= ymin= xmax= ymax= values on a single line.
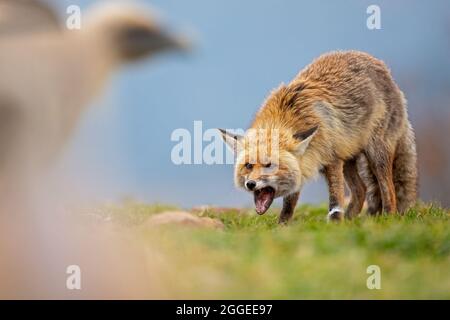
xmin=219 ymin=125 xmax=318 ymax=215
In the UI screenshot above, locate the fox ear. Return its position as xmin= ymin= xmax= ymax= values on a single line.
xmin=293 ymin=125 xmax=319 ymax=155
xmin=218 ymin=129 xmax=243 ymax=153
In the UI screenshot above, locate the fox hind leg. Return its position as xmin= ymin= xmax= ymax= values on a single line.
xmin=364 ymin=142 xmax=397 ymax=213
xmin=343 ymin=157 xmax=366 ymax=219
xmin=357 ymin=154 xmax=382 ymax=215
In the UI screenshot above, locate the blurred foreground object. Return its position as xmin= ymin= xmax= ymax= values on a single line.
xmin=0 ymin=0 xmax=189 ymax=186
xmin=0 ymin=0 xmax=190 ymax=298
xmin=0 ymin=0 xmax=60 ymax=35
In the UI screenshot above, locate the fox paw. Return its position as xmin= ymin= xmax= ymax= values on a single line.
xmin=327 ymin=207 xmax=344 ymax=222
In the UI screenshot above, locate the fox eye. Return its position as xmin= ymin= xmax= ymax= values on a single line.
xmin=264 ymin=162 xmax=272 ymax=168
xmin=245 ymin=163 xmax=253 ymax=170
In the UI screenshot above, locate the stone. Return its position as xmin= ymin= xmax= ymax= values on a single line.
xmin=145 ymin=211 xmax=224 ymax=230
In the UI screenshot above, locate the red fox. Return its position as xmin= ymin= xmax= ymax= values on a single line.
xmin=220 ymin=51 xmax=417 ymax=223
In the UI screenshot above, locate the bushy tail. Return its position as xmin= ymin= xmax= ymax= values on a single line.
xmin=393 ymin=123 xmax=418 ymax=213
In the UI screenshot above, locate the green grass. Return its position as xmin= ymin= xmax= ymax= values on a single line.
xmin=96 ymin=202 xmax=450 ymax=299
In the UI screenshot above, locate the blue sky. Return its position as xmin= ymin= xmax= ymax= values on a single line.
xmin=57 ymin=0 xmax=450 ymax=208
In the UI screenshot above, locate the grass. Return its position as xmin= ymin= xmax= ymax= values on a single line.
xmin=93 ymin=201 xmax=450 ymax=299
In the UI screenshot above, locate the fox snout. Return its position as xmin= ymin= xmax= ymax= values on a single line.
xmin=245 ymin=180 xmax=257 ymax=191
xmin=244 ymin=178 xmax=273 ymax=192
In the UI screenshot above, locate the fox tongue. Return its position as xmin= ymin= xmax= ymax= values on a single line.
xmin=254 ymin=187 xmax=275 ymax=215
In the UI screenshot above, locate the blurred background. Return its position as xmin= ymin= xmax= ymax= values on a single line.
xmin=50 ymin=0 xmax=450 ymax=208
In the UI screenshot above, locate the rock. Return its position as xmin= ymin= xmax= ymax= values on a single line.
xmin=145 ymin=211 xmax=224 ymax=230
xmin=191 ymin=205 xmax=245 ymax=215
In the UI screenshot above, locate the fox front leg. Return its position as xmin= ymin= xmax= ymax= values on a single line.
xmin=322 ymin=160 xmax=346 ymax=221
xmin=278 ymin=191 xmax=300 ymax=224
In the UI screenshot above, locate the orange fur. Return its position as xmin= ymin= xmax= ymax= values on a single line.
xmin=221 ymin=51 xmax=418 ymax=222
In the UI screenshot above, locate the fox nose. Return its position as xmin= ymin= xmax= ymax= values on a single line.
xmin=246 ymin=180 xmax=257 ymax=191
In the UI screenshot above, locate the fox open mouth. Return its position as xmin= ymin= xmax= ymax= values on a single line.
xmin=254 ymin=187 xmax=275 ymax=215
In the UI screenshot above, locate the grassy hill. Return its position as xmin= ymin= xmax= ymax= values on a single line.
xmin=92 ymin=202 xmax=450 ymax=299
